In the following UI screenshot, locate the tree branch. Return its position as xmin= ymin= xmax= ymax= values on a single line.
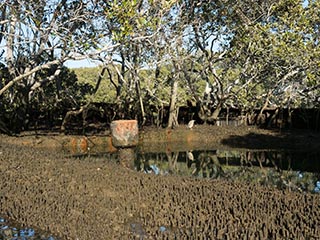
xmin=0 ymin=59 xmax=60 ymax=96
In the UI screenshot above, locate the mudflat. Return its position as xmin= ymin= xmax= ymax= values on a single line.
xmin=0 ymin=126 xmax=319 ymax=239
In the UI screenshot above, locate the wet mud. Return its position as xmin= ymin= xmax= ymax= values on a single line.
xmin=0 ymin=126 xmax=320 ymax=240
xmin=0 ymin=126 xmax=320 ymax=239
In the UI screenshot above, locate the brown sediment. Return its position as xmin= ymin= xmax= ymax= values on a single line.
xmin=2 ymin=125 xmax=320 ymax=155
xmin=0 ymin=140 xmax=319 ymax=239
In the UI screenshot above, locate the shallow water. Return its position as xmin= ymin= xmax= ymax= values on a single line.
xmin=79 ymin=147 xmax=320 ymax=194
xmin=0 ymin=217 xmax=56 ymax=240
xmin=133 ymin=148 xmax=320 ymax=194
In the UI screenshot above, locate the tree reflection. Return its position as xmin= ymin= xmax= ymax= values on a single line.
xmin=134 ymin=149 xmax=320 ymax=194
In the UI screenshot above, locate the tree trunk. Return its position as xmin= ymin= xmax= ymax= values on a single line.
xmin=93 ymin=67 xmax=106 ymax=94
xmin=167 ymin=78 xmax=179 ymax=129
xmin=211 ymin=104 xmax=222 ymax=122
xmin=198 ymin=102 xmax=222 ymax=124
xmin=257 ymin=91 xmax=271 ymax=125
xmin=61 ymin=105 xmax=86 ymax=132
xmin=6 ymin=12 xmax=16 ymax=79
xmin=267 ymin=108 xmax=279 ymax=128
xmin=135 ymin=77 xmax=146 ymax=125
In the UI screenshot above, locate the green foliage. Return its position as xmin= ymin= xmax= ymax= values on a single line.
xmin=105 ymin=0 xmax=171 ymax=42
xmin=73 ymin=66 xmax=117 ymax=102
xmin=223 ymin=0 xmax=320 ymax=108
xmin=1 ymin=0 xmax=319 ymax=131
xmin=32 ymin=66 xmax=91 ymax=111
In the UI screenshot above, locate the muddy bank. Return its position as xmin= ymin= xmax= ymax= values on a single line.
xmin=140 ymin=125 xmax=320 ymax=152
xmin=2 ymin=125 xmax=320 ymax=154
xmin=0 ymin=136 xmax=319 ymax=239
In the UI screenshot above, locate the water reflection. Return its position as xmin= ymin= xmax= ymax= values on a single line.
xmin=0 ymin=217 xmax=56 ymax=240
xmin=134 ymin=149 xmax=320 ymax=194
xmin=70 ymin=148 xmax=320 ymax=193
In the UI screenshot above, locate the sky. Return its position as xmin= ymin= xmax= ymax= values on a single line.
xmin=64 ymin=58 xmax=102 ymax=69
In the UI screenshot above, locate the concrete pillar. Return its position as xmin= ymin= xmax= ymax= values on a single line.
xmin=118 ymin=147 xmax=136 ymax=169
xmin=110 ymin=120 xmax=139 ymax=148
xmin=110 ymin=120 xmax=138 ymax=168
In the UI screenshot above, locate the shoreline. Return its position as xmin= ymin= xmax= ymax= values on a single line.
xmin=2 ymin=125 xmax=320 ymax=155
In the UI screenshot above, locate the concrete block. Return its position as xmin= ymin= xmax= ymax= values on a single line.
xmin=110 ymin=120 xmax=138 ymax=147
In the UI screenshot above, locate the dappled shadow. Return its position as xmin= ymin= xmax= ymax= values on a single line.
xmin=221 ymin=130 xmax=320 ymax=150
